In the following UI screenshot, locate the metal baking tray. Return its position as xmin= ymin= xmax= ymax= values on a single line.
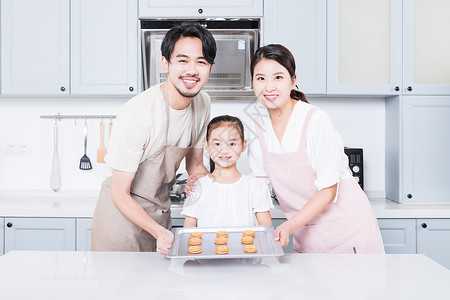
xmin=167 ymin=226 xmax=284 ymax=259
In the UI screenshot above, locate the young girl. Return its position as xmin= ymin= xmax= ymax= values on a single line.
xmin=248 ymin=44 xmax=384 ymax=253
xmin=182 ymin=115 xmax=273 ymax=227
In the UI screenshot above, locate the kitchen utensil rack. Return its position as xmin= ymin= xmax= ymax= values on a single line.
xmin=40 ymin=113 xmax=116 ymax=122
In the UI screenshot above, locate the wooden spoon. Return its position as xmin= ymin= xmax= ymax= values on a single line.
xmin=97 ymin=121 xmax=107 ymax=163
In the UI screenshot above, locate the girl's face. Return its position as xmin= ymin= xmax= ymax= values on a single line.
xmin=252 ymin=58 xmax=296 ymax=111
xmin=204 ymin=125 xmax=247 ymax=170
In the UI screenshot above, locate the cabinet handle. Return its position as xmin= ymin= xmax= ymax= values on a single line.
xmin=6 ymin=222 xmax=12 ymax=228
xmin=407 ymin=86 xmax=412 ymax=91
xmin=198 ymin=8 xmax=203 ymax=14
xmin=60 ymin=86 xmax=66 ymax=92
xmin=421 ymin=223 xmax=427 ymax=229
xmin=129 ymin=86 xmax=134 ymax=92
xmin=407 ymin=194 xmax=412 ymax=199
xmin=394 ymin=86 xmax=399 ymax=91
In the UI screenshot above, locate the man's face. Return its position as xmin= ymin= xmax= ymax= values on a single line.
xmin=162 ymin=37 xmax=212 ymax=99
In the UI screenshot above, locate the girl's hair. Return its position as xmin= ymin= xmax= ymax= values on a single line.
xmin=250 ymin=44 xmax=308 ymax=103
xmin=206 ymin=115 xmax=245 ymax=173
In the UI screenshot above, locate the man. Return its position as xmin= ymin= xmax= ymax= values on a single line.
xmin=91 ymin=22 xmax=216 ymax=254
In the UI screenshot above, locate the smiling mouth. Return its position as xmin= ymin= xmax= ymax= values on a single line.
xmin=264 ymin=94 xmax=277 ymax=101
xmin=219 ymin=156 xmax=232 ymax=161
xmin=181 ymin=78 xmax=199 ymax=88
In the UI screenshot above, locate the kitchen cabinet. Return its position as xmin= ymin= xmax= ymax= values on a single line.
xmin=378 ymin=218 xmax=416 ymax=254
xmin=327 ymin=0 xmax=402 ymax=95
xmin=271 ymin=218 xmax=294 ymax=253
xmin=0 ymin=0 xmax=138 ymax=96
xmin=417 ymin=219 xmax=450 ymax=269
xmin=76 ymin=218 xmax=92 ymax=251
xmin=4 ymin=218 xmax=76 ymax=254
xmin=386 ymin=96 xmax=450 ymax=203
xmin=403 ymin=0 xmax=450 ymax=95
xmin=263 ymin=0 xmax=326 ymax=95
xmin=0 ymin=0 xmax=70 ymax=95
xmin=138 ymin=0 xmax=263 ymax=18
xmin=0 ymin=219 xmax=4 ymax=256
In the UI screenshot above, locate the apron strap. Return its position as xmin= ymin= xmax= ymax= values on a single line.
xmin=162 ymin=83 xmax=171 ymax=139
xmin=254 ymin=117 xmax=268 ymax=152
xmin=299 ymin=106 xmax=320 ymax=150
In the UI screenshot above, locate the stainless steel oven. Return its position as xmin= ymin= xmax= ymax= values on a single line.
xmin=141 ymin=19 xmax=259 ymax=100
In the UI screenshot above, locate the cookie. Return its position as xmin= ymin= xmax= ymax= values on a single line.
xmin=190 ymin=232 xmax=203 ymax=239
xmin=215 ymin=245 xmax=229 ymax=255
xmin=241 ymin=236 xmax=254 ymax=244
xmin=214 ymin=237 xmax=228 ymax=245
xmin=243 ymin=245 xmax=258 ymax=253
xmin=188 ymin=238 xmax=202 ymax=245
xmin=242 ymin=230 xmax=255 ymax=237
xmin=216 ymin=231 xmax=229 ymax=238
xmin=187 ymin=245 xmax=202 ymax=254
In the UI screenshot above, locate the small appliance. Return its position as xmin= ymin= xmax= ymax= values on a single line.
xmin=344 ymin=147 xmax=364 ymax=190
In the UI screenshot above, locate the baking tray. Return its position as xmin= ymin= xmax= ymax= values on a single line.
xmin=167 ymin=226 xmax=284 ymax=259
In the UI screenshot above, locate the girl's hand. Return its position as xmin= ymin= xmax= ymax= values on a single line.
xmin=274 ymin=221 xmax=293 ymax=248
xmin=184 ymin=172 xmax=208 ymax=195
xmin=156 ymin=228 xmax=174 ymax=255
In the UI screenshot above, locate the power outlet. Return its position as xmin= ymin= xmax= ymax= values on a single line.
xmin=7 ymin=144 xmax=32 ymax=156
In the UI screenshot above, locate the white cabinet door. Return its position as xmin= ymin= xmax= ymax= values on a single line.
xmin=327 ymin=0 xmax=402 ymax=95
xmin=263 ymin=0 xmax=326 ymax=95
xmin=0 ymin=218 xmax=4 ymax=256
xmin=76 ymin=218 xmax=92 ymax=251
xmin=417 ymin=219 xmax=450 ymax=269
xmin=71 ymin=0 xmax=138 ymax=95
xmin=0 ymin=0 xmax=70 ymax=95
xmin=377 ymin=218 xmax=416 ymax=254
xmin=403 ymin=0 xmax=450 ymax=95
xmin=4 ymin=218 xmax=76 ymax=253
xmin=139 ymin=0 xmax=263 ymax=18
xmin=271 ymin=218 xmax=294 ymax=253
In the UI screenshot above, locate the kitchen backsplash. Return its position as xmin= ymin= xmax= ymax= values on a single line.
xmin=0 ymin=96 xmax=385 ymax=197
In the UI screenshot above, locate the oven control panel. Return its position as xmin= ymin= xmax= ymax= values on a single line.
xmin=344 ymin=148 xmax=364 ymax=190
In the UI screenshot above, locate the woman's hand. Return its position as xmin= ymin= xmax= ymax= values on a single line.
xmin=274 ymin=220 xmax=294 ymax=248
xmin=156 ymin=228 xmax=174 ymax=255
xmin=184 ymin=172 xmax=208 ymax=195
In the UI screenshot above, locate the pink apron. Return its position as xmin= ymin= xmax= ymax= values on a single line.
xmin=255 ymin=106 xmax=384 ymax=253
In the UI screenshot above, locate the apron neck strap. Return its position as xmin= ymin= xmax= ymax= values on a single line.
xmin=299 ymin=106 xmax=320 ymax=150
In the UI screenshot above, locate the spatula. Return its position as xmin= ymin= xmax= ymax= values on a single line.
xmin=96 ymin=121 xmax=106 ymax=163
xmin=50 ymin=119 xmax=61 ymax=191
xmin=79 ymin=120 xmax=92 ymax=170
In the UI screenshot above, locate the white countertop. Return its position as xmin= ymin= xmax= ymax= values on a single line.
xmin=1 ymin=190 xmax=450 ymax=219
xmin=0 ymin=251 xmax=449 ymax=300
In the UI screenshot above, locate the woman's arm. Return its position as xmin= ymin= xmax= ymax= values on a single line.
xmin=183 ymin=216 xmax=198 ymax=227
xmin=256 ymin=211 xmax=272 ymax=226
xmin=274 ymin=184 xmax=337 ymax=247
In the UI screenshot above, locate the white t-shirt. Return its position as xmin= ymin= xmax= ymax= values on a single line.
xmin=106 ymin=83 xmax=210 ymax=172
xmin=246 ymin=101 xmax=352 ymax=191
xmin=181 ymin=175 xmax=274 ymax=227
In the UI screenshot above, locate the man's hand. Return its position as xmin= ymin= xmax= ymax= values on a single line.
xmin=156 ymin=228 xmax=174 ymax=255
xmin=184 ymin=172 xmax=208 ymax=195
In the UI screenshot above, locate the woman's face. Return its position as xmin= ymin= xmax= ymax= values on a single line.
xmin=252 ymin=59 xmax=296 ymax=111
xmin=204 ymin=125 xmax=247 ymax=170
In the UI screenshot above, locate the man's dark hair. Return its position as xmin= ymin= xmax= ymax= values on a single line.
xmin=161 ymin=22 xmax=217 ymax=64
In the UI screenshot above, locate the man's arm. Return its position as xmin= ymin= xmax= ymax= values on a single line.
xmin=110 ymin=169 xmax=174 ymax=254
xmin=185 ymin=147 xmax=208 ymax=176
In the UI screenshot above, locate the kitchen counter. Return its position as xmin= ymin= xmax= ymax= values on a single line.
xmin=0 ymin=251 xmax=449 ymax=299
xmin=1 ymin=190 xmax=450 ymax=219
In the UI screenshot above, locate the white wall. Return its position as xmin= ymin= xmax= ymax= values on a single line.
xmin=0 ymin=96 xmax=385 ymax=197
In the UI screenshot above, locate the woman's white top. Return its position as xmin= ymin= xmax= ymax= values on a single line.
xmin=181 ymin=175 xmax=274 ymax=227
xmin=246 ymin=101 xmax=352 ymax=191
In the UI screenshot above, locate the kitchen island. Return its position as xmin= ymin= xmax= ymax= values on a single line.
xmin=0 ymin=251 xmax=449 ymax=299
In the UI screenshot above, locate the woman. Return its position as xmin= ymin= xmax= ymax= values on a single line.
xmin=247 ymin=44 xmax=384 ymax=253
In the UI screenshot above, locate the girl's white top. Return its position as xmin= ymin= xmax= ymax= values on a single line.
xmin=181 ymin=175 xmax=274 ymax=227
xmin=246 ymin=100 xmax=353 ymax=191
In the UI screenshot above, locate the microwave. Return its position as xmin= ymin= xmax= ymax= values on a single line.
xmin=141 ymin=19 xmax=259 ymax=100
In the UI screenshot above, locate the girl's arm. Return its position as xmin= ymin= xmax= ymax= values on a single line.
xmin=183 ymin=216 xmax=198 ymax=227
xmin=274 ymin=184 xmax=337 ymax=247
xmin=256 ymin=211 xmax=272 ymax=226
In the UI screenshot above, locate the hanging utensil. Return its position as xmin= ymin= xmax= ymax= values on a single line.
xmin=79 ymin=118 xmax=92 ymax=170
xmin=50 ymin=117 xmax=61 ymax=191
xmin=96 ymin=120 xmax=107 ymax=163
xmin=109 ymin=117 xmax=113 ymax=138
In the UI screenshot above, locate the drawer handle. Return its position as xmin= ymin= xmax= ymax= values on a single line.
xmin=6 ymin=222 xmax=12 ymax=228
xmin=421 ymin=223 xmax=427 ymax=229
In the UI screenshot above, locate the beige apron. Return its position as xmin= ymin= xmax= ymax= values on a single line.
xmin=91 ymin=84 xmax=196 ymax=252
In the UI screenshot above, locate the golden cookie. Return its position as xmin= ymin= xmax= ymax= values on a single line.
xmin=190 ymin=232 xmax=203 ymax=238
xmin=244 ymin=245 xmax=258 ymax=253
xmin=242 ymin=230 xmax=255 ymax=237
xmin=214 ymin=237 xmax=228 ymax=245
xmin=188 ymin=245 xmax=202 ymax=254
xmin=216 ymin=231 xmax=229 ymax=238
xmin=241 ymin=236 xmax=254 ymax=244
xmin=188 ymin=238 xmax=202 ymax=245
xmin=215 ymin=245 xmax=229 ymax=255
